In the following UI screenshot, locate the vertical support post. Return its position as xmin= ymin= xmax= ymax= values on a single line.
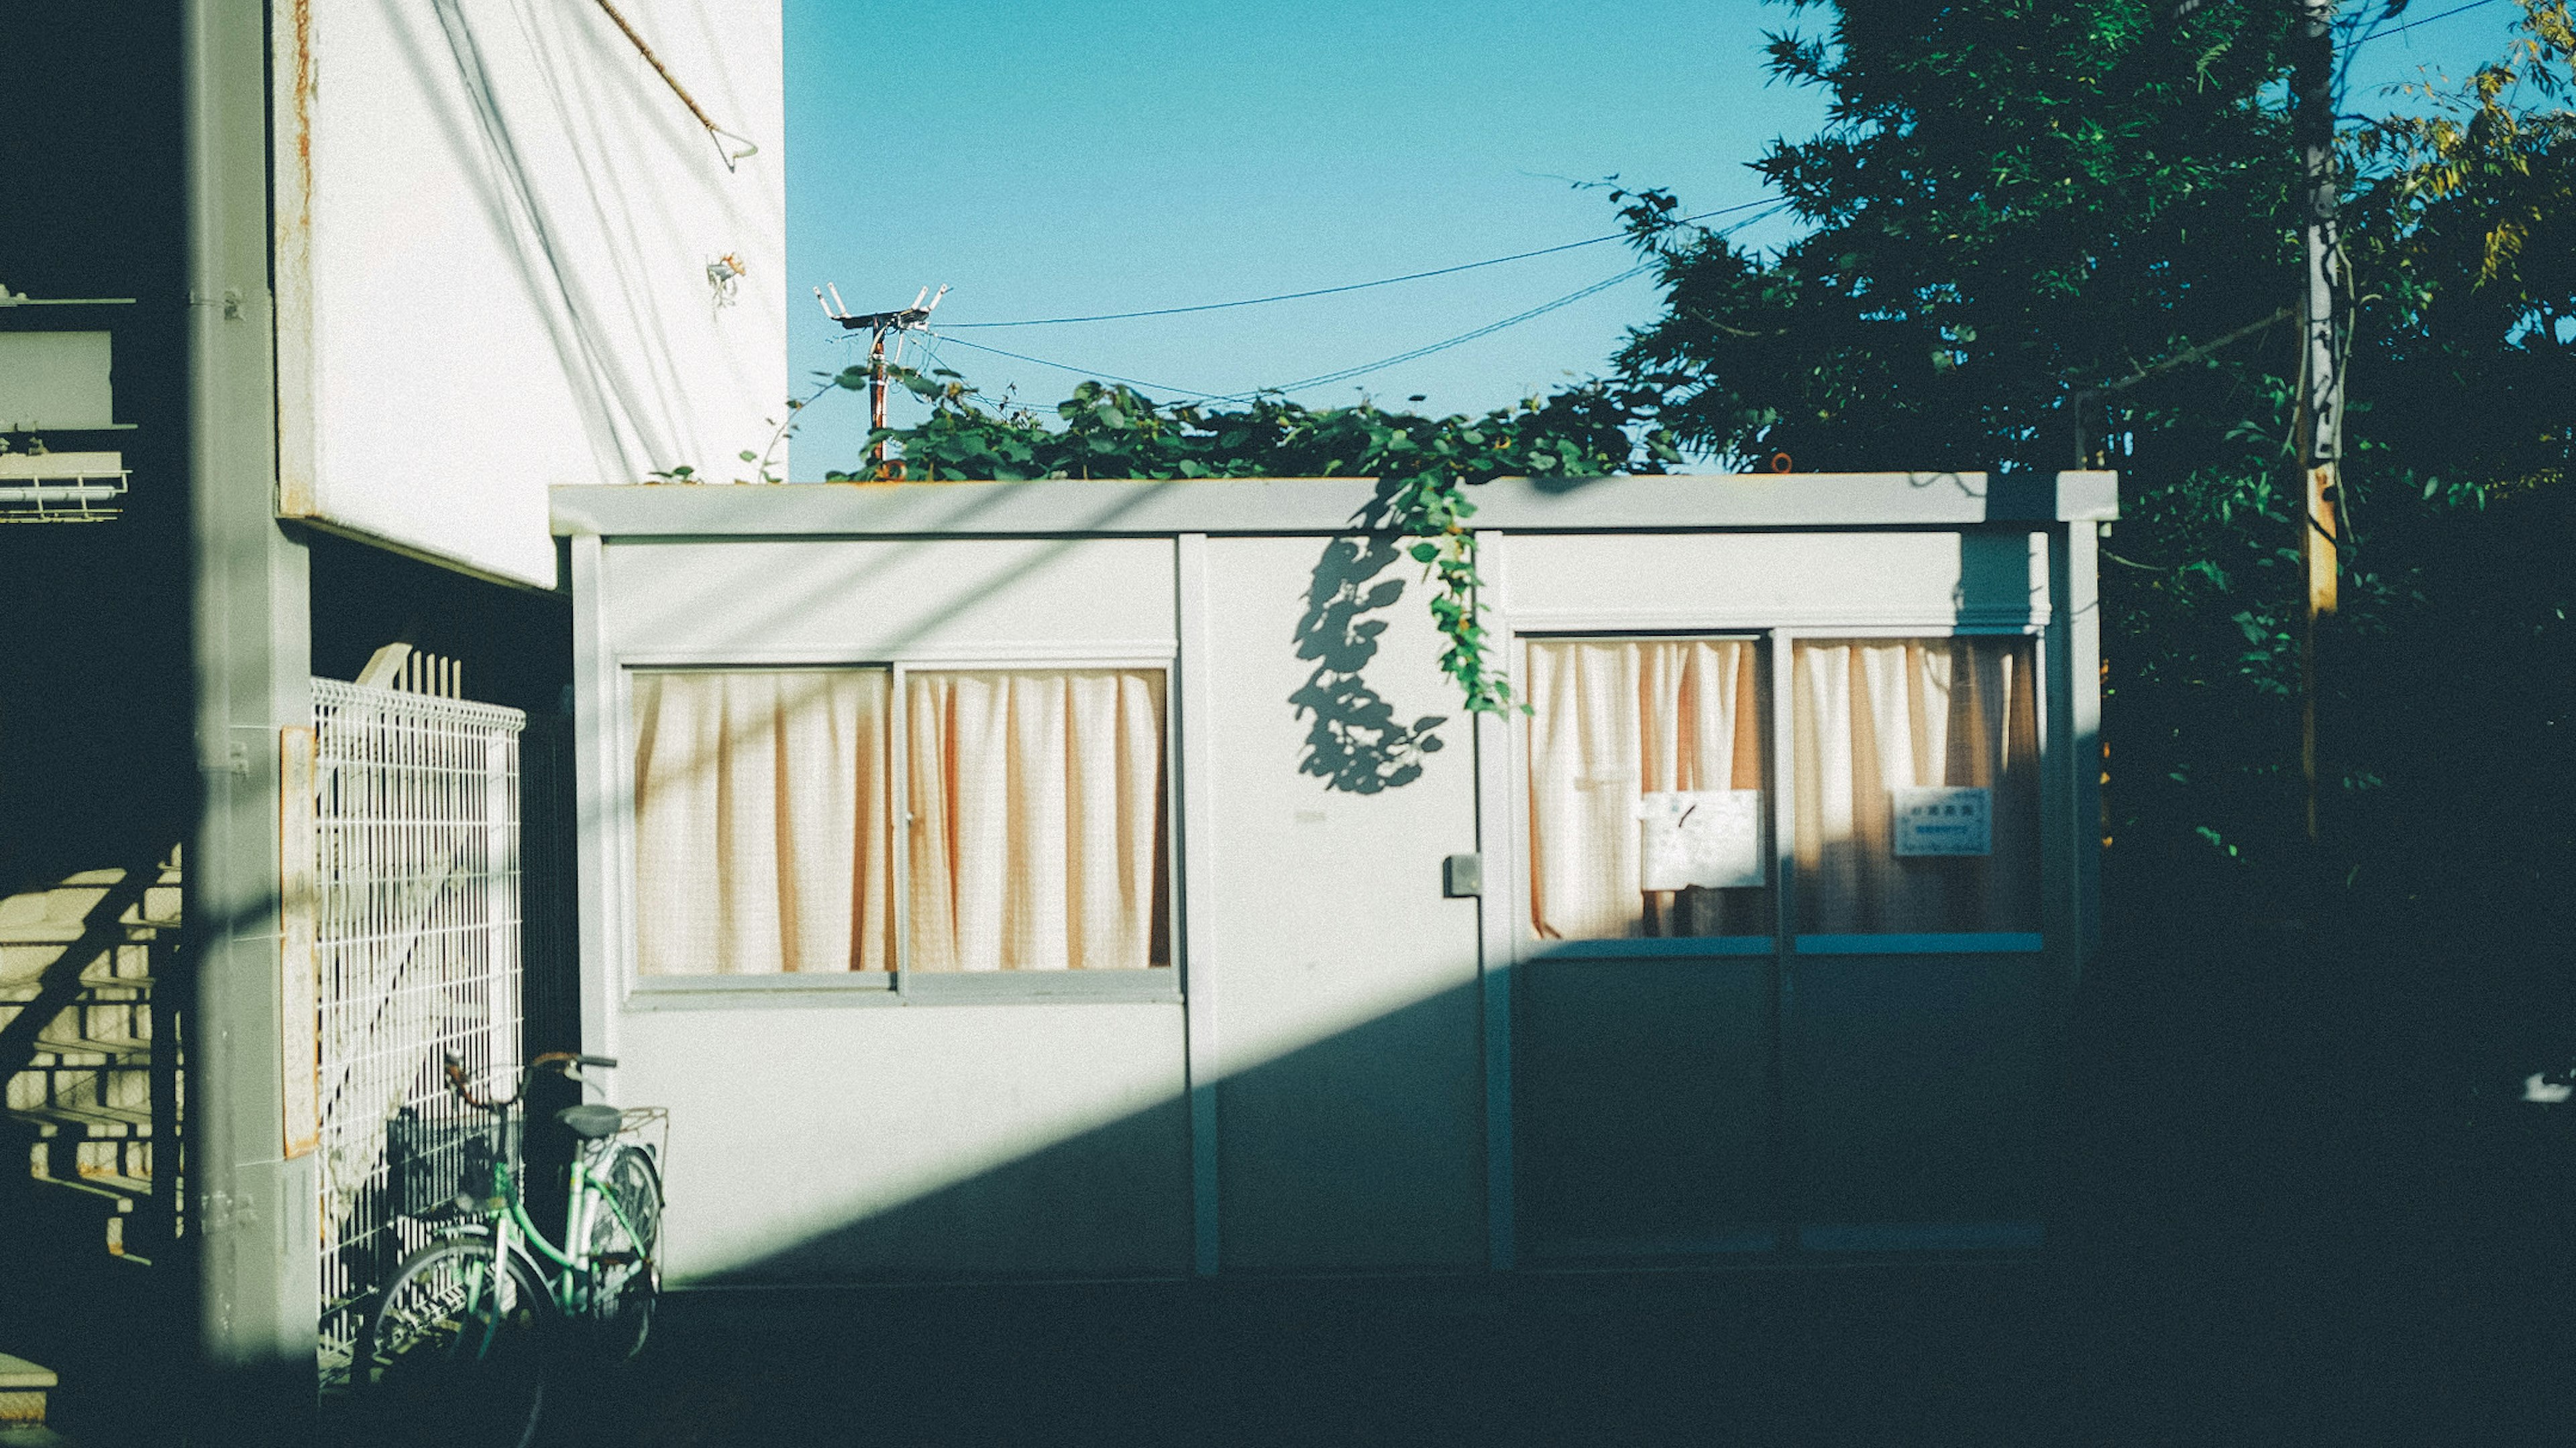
xmin=1175 ymin=533 xmax=1222 ymax=1277
xmin=1768 ymin=628 xmax=1799 ymax=1246
xmin=1472 ymin=531 xmax=1515 ymax=1272
xmin=869 ymin=327 xmax=890 ymax=471
xmin=2293 ymin=0 xmax=2343 ymax=844
xmin=280 ymin=727 xmax=318 ymax=1161
xmin=150 ymin=928 xmax=184 ymax=1259
xmin=2063 ymin=506 xmax=2107 ymax=966
xmin=186 ymin=0 xmax=319 ymax=1431
xmin=2038 ymin=528 xmax=2077 ymax=978
xmin=486 ymin=729 xmax=515 ymax=1084
xmin=569 ymin=535 xmax=621 ymax=1071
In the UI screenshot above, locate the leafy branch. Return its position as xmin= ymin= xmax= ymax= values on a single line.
xmin=859 ymin=372 xmax=1674 ymax=713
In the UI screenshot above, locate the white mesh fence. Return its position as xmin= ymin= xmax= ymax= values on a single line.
xmin=309 ymin=680 xmax=525 ymax=1381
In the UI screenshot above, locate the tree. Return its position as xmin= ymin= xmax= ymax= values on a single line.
xmin=1610 ymin=0 xmax=2303 ymax=475
xmin=1607 ymin=0 xmax=2575 ymax=926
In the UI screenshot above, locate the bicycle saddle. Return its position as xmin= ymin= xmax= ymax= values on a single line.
xmin=555 ymin=1103 xmax=625 ymax=1140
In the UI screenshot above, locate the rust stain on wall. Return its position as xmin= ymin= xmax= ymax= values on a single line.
xmin=275 ymin=0 xmax=321 ymax=519
xmin=290 ymin=0 xmax=313 ymax=208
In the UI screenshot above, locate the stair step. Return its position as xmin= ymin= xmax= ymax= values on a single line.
xmin=30 ymin=1172 xmax=145 ymax=1211
xmin=28 ymin=1035 xmax=152 ymax=1063
xmin=6 ymin=1102 xmax=152 ymax=1137
xmin=0 ymin=1351 xmax=56 ymax=1429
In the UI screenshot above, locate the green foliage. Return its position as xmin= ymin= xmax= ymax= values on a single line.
xmin=857 ymin=376 xmax=1672 ymax=713
xmin=1609 ymin=0 xmax=2575 ymax=918
xmin=1613 ymin=0 xmax=2302 ymax=473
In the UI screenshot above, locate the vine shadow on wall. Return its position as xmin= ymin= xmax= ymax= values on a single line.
xmin=1290 ymin=535 xmax=1448 ymax=794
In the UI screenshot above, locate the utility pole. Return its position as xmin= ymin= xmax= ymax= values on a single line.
xmin=2291 ymin=0 xmax=2343 ymax=844
xmin=816 ymin=284 xmax=946 ymax=476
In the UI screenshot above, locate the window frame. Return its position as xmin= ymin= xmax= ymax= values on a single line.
xmin=1513 ymin=631 xmax=1779 ymax=960
xmin=614 ymin=651 xmax=1183 ymax=1008
xmin=1508 ymin=624 xmax=2051 ymax=967
xmin=1775 ymin=625 xmax=2047 ymax=956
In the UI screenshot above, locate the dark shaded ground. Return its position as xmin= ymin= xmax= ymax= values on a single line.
xmin=519 ymin=913 xmax=2576 ymax=1447
xmin=22 ymin=913 xmax=2576 ymax=1447
xmin=515 ymin=1221 xmax=2571 ymax=1448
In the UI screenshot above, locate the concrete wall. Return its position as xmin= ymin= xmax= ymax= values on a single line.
xmin=275 ymin=0 xmax=785 ymax=588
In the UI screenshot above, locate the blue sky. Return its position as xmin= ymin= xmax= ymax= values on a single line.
xmin=785 ymin=0 xmax=2526 ymax=476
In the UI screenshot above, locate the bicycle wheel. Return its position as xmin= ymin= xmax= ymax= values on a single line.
xmin=585 ymin=1144 xmax=662 ymax=1359
xmin=357 ymin=1236 xmax=552 ymax=1448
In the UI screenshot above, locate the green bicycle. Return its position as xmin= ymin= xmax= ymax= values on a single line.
xmin=355 ymin=1050 xmax=665 ymax=1448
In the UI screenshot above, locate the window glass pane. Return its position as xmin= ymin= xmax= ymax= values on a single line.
xmin=631 ymin=670 xmax=894 ymax=975
xmin=1525 ymin=639 xmax=1772 ymax=941
xmin=1790 ymin=637 xmax=2039 ymax=934
xmin=904 ymin=669 xmax=1170 ymax=971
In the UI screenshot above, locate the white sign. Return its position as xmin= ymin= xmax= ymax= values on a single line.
xmin=1638 ymin=790 xmax=1764 ymax=891
xmin=1892 ymin=786 xmax=1992 ymax=856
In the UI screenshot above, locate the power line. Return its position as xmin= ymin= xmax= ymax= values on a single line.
xmin=942 ymin=197 xmax=1780 ymax=329
xmin=2351 ymin=0 xmax=2504 ymax=48
xmin=1208 ymin=264 xmax=1658 ymax=402
xmin=904 ymin=203 xmax=1790 ymax=407
xmin=916 ymin=333 xmax=1226 ymax=400
xmin=928 ymin=263 xmax=1658 ymax=408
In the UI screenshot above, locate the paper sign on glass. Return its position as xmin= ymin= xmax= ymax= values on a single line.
xmin=1638 ymin=790 xmax=1764 ymax=891
xmin=1892 ymin=785 xmax=1992 ymax=856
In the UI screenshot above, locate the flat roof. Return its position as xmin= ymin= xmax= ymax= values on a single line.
xmin=551 ymin=471 xmax=2117 ymax=539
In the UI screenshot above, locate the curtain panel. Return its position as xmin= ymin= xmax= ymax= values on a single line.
xmin=630 ymin=667 xmax=1168 ymax=977
xmin=1790 ymin=638 xmax=2039 ymax=934
xmin=631 ymin=670 xmax=894 ymax=976
xmin=1525 ymin=639 xmax=1768 ymax=940
xmin=905 ymin=669 xmax=1169 ymax=972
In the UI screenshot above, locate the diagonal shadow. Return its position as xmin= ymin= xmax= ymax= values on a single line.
xmin=0 ymin=853 xmax=167 ymax=1083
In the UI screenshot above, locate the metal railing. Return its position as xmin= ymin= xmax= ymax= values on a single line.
xmin=309 ymin=680 xmax=525 ymax=1381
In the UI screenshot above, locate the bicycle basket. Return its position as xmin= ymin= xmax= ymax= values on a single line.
xmin=385 ymin=1106 xmax=508 ymax=1219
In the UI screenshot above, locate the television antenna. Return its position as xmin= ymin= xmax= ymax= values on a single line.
xmin=815 ymin=284 xmax=947 ymax=473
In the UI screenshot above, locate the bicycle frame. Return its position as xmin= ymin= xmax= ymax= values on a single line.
xmin=441 ymin=1057 xmax=649 ymax=1323
xmin=488 ymin=1138 xmax=644 ymax=1317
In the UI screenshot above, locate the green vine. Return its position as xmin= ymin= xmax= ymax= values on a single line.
xmin=854 ymin=371 xmax=1674 ymax=714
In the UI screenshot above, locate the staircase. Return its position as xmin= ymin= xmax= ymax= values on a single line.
xmin=1 ymin=853 xmax=183 ymax=1264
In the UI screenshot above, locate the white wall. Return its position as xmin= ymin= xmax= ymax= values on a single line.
xmin=585 ymin=535 xmax=1191 ymax=1280
xmin=620 ymin=1002 xmax=1191 ymax=1281
xmin=1197 ymin=536 xmax=1489 ymax=1270
xmin=572 ymin=518 xmax=2080 ymax=1279
xmin=601 ymin=537 xmax=1178 ymax=661
xmin=276 ymin=0 xmax=786 ymax=588
xmin=1503 ymin=531 xmax=2049 ymax=630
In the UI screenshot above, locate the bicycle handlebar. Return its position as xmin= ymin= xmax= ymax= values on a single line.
xmin=441 ymin=1050 xmax=622 ymax=1111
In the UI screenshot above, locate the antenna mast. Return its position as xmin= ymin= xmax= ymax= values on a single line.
xmin=815 ymin=284 xmax=947 ymax=476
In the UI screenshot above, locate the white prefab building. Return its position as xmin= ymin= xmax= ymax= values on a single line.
xmin=553 ymin=470 xmax=2114 ymax=1282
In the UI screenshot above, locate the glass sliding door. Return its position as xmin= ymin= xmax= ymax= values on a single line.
xmin=1513 ymin=636 xmax=1782 ymax=1258
xmin=1781 ymin=634 xmax=2049 ymax=1249
xmin=1511 ymin=630 xmax=2057 ymax=1258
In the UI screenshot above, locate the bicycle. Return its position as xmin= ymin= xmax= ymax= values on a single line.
xmin=354 ymin=1050 xmax=665 ymax=1448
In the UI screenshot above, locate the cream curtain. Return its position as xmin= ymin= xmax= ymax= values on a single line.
xmin=631 ymin=670 xmax=894 ymax=975
xmin=1790 ymin=638 xmax=2039 ymax=934
xmin=906 ymin=669 xmax=1168 ymax=971
xmin=1526 ymin=639 xmax=1767 ymax=940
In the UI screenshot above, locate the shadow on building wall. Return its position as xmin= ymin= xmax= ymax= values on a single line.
xmin=1291 ymin=536 xmax=1448 ymax=795
xmin=682 ymin=957 xmax=2056 ymax=1287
